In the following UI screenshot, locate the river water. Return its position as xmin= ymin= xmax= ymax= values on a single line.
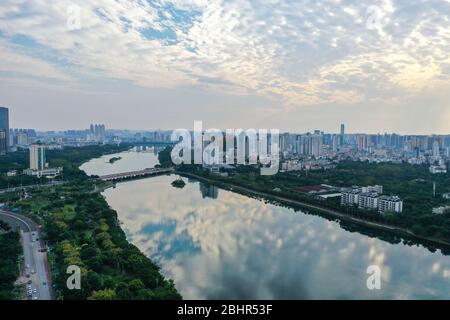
xmin=81 ymin=149 xmax=450 ymax=299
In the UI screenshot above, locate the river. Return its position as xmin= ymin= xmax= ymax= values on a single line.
xmin=81 ymin=149 xmax=450 ymax=299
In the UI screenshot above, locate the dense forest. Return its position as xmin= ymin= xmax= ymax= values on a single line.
xmin=0 ymin=221 xmax=22 ymax=300
xmin=13 ymin=182 xmax=180 ymax=299
xmin=0 ymin=144 xmax=181 ymax=300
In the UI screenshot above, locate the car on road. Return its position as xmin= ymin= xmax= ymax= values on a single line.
xmin=31 ymin=269 xmax=35 ymax=274
xmin=27 ymin=280 xmax=32 ymax=285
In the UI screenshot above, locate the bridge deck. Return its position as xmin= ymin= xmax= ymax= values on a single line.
xmin=99 ymin=168 xmax=173 ymax=181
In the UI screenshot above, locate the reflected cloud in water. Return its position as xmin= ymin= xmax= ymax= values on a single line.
xmin=83 ymin=150 xmax=450 ymax=299
xmin=103 ymin=175 xmax=450 ymax=299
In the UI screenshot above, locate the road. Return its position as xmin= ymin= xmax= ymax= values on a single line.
xmin=0 ymin=210 xmax=53 ymax=300
xmin=0 ymin=180 xmax=65 ymax=195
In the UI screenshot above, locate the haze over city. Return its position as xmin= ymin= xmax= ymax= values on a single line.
xmin=0 ymin=0 xmax=449 ymax=133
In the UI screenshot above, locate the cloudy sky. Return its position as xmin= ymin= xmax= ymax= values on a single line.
xmin=0 ymin=0 xmax=449 ymax=134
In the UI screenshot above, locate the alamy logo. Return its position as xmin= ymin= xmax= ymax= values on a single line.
xmin=366 ymin=265 xmax=381 ymax=290
xmin=66 ymin=265 xmax=81 ymax=290
xmin=171 ymin=121 xmax=280 ymax=175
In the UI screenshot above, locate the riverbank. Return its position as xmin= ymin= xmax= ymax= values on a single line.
xmin=177 ymin=171 xmax=450 ymax=251
xmin=0 ymin=145 xmax=181 ymax=300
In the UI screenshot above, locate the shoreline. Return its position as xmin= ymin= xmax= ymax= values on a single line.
xmin=175 ymin=171 xmax=450 ymax=250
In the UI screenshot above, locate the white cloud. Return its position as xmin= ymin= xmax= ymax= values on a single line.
xmin=0 ymin=0 xmax=449 ymax=131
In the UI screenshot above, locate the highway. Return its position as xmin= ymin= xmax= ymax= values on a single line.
xmin=0 ymin=210 xmax=52 ymax=300
xmin=0 ymin=180 xmax=65 ymax=194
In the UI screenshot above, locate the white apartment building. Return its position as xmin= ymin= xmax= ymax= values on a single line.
xmin=361 ymin=185 xmax=383 ymax=194
xmin=378 ymin=196 xmax=403 ymax=213
xmin=24 ymin=167 xmax=63 ymax=178
xmin=26 ymin=144 xmax=63 ymax=178
xmin=341 ymin=189 xmax=360 ymax=206
xmin=358 ymin=192 xmax=379 ymax=210
xmin=341 ymin=184 xmax=404 ymax=213
xmin=29 ymin=144 xmax=46 ymax=171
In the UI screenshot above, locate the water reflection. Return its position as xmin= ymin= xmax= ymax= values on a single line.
xmin=80 ymin=147 xmax=160 ymax=176
xmin=84 ymin=151 xmax=450 ymax=299
xmin=199 ymin=183 xmax=219 ymax=199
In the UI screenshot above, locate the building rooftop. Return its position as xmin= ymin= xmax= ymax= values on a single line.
xmin=379 ymin=195 xmax=402 ymax=202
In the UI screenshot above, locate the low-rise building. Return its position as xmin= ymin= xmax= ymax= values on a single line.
xmin=341 ymin=188 xmax=360 ymax=206
xmin=361 ymin=185 xmax=383 ymax=194
xmin=24 ymin=167 xmax=63 ymax=178
xmin=432 ymin=206 xmax=450 ymax=214
xmin=378 ymin=196 xmax=403 ymax=213
xmin=6 ymin=170 xmax=17 ymax=177
xmin=429 ymin=165 xmax=447 ymax=174
xmin=358 ymin=192 xmax=379 ymax=210
xmin=340 ymin=184 xmax=403 ymax=213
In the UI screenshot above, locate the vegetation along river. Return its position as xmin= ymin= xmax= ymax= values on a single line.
xmin=81 ymin=148 xmax=450 ymax=299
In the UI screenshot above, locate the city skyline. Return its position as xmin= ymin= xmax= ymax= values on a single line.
xmin=3 ymin=106 xmax=450 ymax=136
xmin=0 ymin=1 xmax=449 ymax=134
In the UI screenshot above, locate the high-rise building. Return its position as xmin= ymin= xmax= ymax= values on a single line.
xmin=432 ymin=140 xmax=440 ymax=157
xmin=29 ymin=145 xmax=46 ymax=171
xmin=332 ymin=134 xmax=339 ymax=152
xmin=89 ymin=124 xmax=107 ymax=141
xmin=0 ymin=129 xmax=7 ymax=155
xmin=280 ymin=133 xmax=290 ymax=155
xmin=340 ymin=124 xmax=345 ymax=146
xmin=357 ymin=135 xmax=369 ymax=152
xmin=16 ymin=131 xmax=29 ymax=146
xmin=311 ymin=133 xmax=322 ymax=157
xmin=296 ymin=132 xmax=323 ymax=157
xmin=0 ymin=107 xmax=9 ymax=152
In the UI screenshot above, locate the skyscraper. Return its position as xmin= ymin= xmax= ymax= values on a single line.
xmin=30 ymin=145 xmax=46 ymax=171
xmin=0 ymin=107 xmax=10 ymax=152
xmin=332 ymin=134 xmax=339 ymax=152
xmin=296 ymin=132 xmax=323 ymax=157
xmin=340 ymin=124 xmax=345 ymax=146
xmin=432 ymin=140 xmax=440 ymax=157
xmin=0 ymin=129 xmax=7 ymax=155
xmin=357 ymin=135 xmax=369 ymax=152
xmin=89 ymin=123 xmax=107 ymax=141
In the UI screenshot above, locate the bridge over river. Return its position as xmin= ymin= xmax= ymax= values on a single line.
xmin=99 ymin=168 xmax=174 ymax=182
